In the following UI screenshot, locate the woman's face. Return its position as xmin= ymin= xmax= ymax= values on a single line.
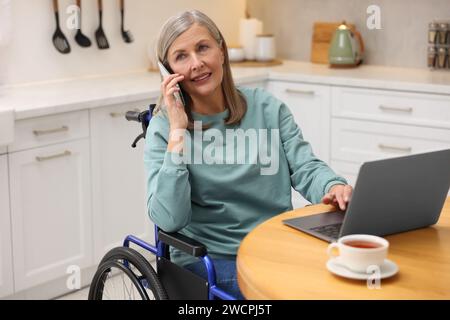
xmin=167 ymin=24 xmax=225 ymax=100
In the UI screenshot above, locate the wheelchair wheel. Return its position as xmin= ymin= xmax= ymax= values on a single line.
xmin=88 ymin=246 xmax=168 ymax=300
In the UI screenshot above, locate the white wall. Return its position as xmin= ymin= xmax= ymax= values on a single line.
xmin=1 ymin=0 xmax=245 ymax=85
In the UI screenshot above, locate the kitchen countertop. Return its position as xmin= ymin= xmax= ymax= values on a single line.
xmin=1 ymin=60 xmax=450 ymax=120
xmin=268 ymin=61 xmax=450 ymax=95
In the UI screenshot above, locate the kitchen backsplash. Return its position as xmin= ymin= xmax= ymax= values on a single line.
xmin=247 ymin=0 xmax=450 ymax=69
xmin=1 ymin=0 xmax=245 ymax=86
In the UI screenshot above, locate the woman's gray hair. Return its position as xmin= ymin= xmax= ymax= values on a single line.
xmin=157 ymin=10 xmax=222 ymax=66
xmin=154 ymin=10 xmax=247 ymax=129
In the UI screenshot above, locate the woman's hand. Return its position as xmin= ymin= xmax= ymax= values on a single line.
xmin=321 ymin=184 xmax=353 ymax=211
xmin=161 ymin=73 xmax=188 ymax=131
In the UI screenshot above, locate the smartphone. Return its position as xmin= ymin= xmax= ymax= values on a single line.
xmin=158 ymin=61 xmax=186 ymax=107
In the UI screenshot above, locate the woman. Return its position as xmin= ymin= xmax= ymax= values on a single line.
xmin=144 ymin=10 xmax=352 ymax=299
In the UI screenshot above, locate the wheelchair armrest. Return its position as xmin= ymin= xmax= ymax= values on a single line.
xmin=158 ymin=230 xmax=207 ymax=257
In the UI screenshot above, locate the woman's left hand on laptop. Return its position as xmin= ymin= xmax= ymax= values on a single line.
xmin=322 ymin=184 xmax=353 ymax=211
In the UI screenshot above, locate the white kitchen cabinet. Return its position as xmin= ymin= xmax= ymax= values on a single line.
xmin=331 ymin=118 xmax=450 ymax=164
xmin=9 ymin=140 xmax=92 ymax=292
xmin=0 ymin=154 xmax=14 ymax=298
xmin=8 ymin=111 xmax=89 ymax=153
xmin=331 ymin=86 xmax=450 ymax=188
xmin=267 ymin=81 xmax=331 ymax=208
xmin=90 ymin=101 xmax=154 ymax=262
xmin=267 ymin=81 xmax=331 ymax=162
xmin=331 ymin=86 xmax=450 ymax=129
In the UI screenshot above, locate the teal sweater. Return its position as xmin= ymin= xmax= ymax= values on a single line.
xmin=144 ymin=87 xmax=347 ymax=266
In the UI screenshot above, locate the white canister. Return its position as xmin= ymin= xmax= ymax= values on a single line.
xmin=255 ymin=34 xmax=276 ymax=62
xmin=227 ymin=46 xmax=245 ymax=62
xmin=239 ymin=18 xmax=263 ymax=61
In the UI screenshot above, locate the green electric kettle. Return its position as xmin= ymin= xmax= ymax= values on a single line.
xmin=328 ymin=21 xmax=364 ymax=67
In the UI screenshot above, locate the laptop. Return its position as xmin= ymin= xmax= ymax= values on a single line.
xmin=283 ymin=149 xmax=450 ymax=242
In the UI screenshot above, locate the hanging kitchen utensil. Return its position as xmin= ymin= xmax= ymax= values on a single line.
xmin=95 ymin=0 xmax=109 ymax=49
xmin=120 ymin=0 xmax=133 ymax=43
xmin=52 ymin=0 xmax=71 ymax=54
xmin=74 ymin=0 xmax=91 ymax=47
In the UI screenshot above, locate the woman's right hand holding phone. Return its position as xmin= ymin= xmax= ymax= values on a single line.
xmin=161 ymin=73 xmax=187 ymax=152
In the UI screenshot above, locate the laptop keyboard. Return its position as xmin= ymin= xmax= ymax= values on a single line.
xmin=310 ymin=223 xmax=342 ymax=239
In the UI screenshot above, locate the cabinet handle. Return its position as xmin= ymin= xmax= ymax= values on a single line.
xmin=379 ymin=105 xmax=413 ymax=113
xmin=285 ymin=88 xmax=315 ymax=96
xmin=33 ymin=125 xmax=69 ymax=136
xmin=378 ymin=144 xmax=412 ymax=153
xmin=36 ymin=150 xmax=72 ymax=162
xmin=110 ymin=108 xmax=140 ymax=118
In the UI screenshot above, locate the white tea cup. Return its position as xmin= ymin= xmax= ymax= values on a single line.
xmin=327 ymin=234 xmax=389 ymax=273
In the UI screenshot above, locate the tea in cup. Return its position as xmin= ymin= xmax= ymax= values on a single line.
xmin=327 ymin=234 xmax=389 ymax=273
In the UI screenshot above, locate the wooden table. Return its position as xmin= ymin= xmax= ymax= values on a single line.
xmin=237 ymin=197 xmax=450 ymax=299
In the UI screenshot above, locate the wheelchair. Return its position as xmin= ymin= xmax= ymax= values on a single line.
xmin=88 ymin=104 xmax=237 ymax=300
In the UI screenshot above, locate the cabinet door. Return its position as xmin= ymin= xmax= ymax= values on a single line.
xmin=9 ymin=140 xmax=92 ymax=291
xmin=267 ymin=81 xmax=331 ymax=162
xmin=91 ymin=102 xmax=154 ymax=262
xmin=267 ymin=81 xmax=331 ymax=208
xmin=0 ymin=155 xmax=14 ymax=298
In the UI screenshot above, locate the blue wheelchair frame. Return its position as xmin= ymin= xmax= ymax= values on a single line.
xmin=123 ymin=104 xmax=236 ymax=300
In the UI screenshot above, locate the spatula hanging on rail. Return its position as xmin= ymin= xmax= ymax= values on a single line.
xmin=95 ymin=0 xmax=109 ymax=49
xmin=52 ymin=0 xmax=71 ymax=54
xmin=120 ymin=0 xmax=133 ymax=43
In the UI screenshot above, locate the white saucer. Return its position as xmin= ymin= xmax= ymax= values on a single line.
xmin=326 ymin=257 xmax=399 ymax=280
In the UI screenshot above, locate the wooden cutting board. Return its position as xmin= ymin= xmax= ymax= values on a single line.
xmin=310 ymin=22 xmax=355 ymax=64
xmin=230 ymin=59 xmax=283 ymax=67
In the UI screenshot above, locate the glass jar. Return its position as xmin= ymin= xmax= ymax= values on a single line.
xmin=429 ymin=22 xmax=438 ymax=44
xmin=447 ymin=48 xmax=450 ymax=70
xmin=428 ymin=46 xmax=437 ymax=68
xmin=438 ymin=22 xmax=449 ymax=45
xmin=437 ymin=47 xmax=448 ymax=68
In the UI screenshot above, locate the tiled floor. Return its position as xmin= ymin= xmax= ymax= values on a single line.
xmin=57 ymin=260 xmax=157 ymax=300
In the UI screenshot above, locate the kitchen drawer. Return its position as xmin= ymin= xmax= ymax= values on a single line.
xmin=9 ymin=110 xmax=89 ymax=152
xmin=332 ymin=87 xmax=450 ymax=129
xmin=331 ymin=118 xmax=450 ymax=163
xmin=268 ymin=81 xmax=329 ymax=98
